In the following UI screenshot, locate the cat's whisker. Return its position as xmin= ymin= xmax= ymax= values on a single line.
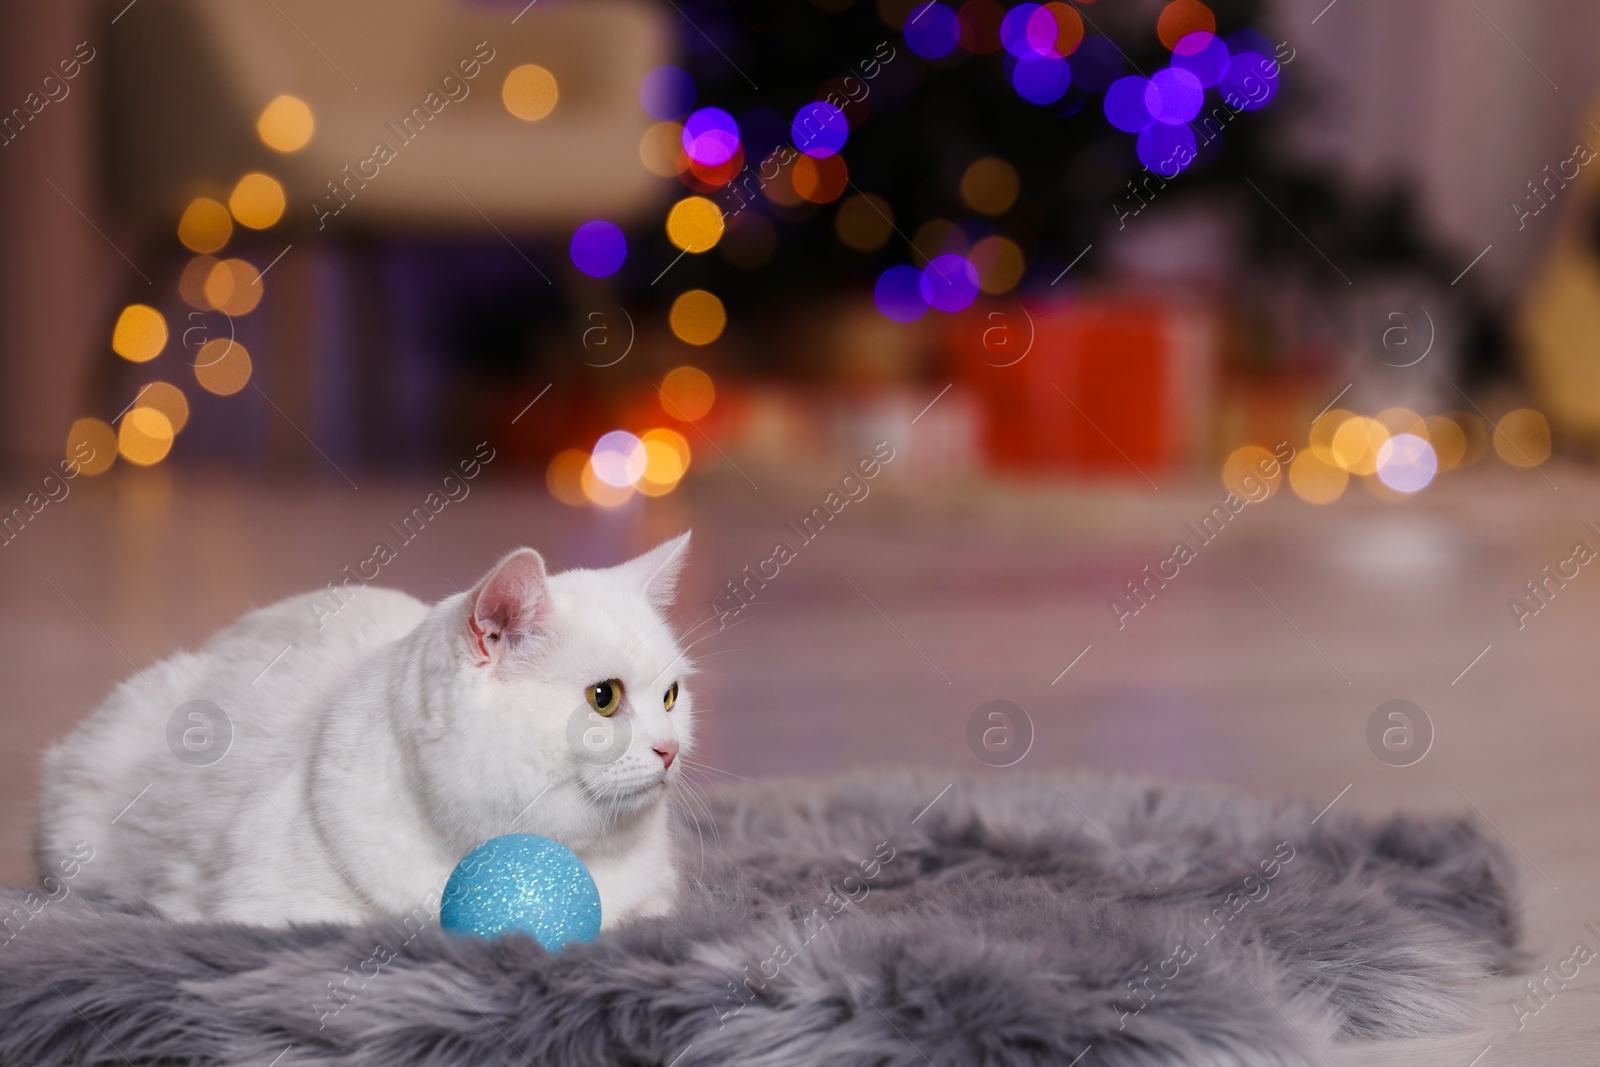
xmin=681 ymin=757 xmax=766 ymax=787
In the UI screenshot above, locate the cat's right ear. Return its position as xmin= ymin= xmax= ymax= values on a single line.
xmin=466 ymin=548 xmax=550 ymax=660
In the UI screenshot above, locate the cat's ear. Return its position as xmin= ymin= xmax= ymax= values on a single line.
xmin=467 ymin=548 xmax=550 ymax=654
xmin=623 ymin=531 xmax=691 ymax=610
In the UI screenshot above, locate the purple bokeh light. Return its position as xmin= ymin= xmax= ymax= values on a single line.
xmin=1012 ymin=53 xmax=1071 ymax=104
xmin=1219 ymin=52 xmax=1279 ymax=110
xmin=1172 ymin=31 xmax=1229 ymax=88
xmin=682 ymin=107 xmax=741 ymax=166
xmin=1104 ymin=76 xmax=1153 ymax=133
xmin=874 ymin=265 xmax=929 ymax=322
xmin=569 ymin=221 xmax=627 ymax=278
xmin=903 ymin=2 xmax=961 ymax=59
xmin=1145 ymin=68 xmax=1203 ymax=125
xmin=791 ymin=101 xmax=849 ymax=158
xmin=919 ymin=254 xmax=980 ymax=313
xmin=1136 ymin=123 xmax=1197 ymax=176
xmin=639 ymin=66 xmax=695 ymax=121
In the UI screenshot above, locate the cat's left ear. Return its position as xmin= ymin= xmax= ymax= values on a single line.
xmin=468 ymin=548 xmax=551 ymax=655
xmin=622 ymin=531 xmax=691 ymax=610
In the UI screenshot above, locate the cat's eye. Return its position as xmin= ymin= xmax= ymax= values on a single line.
xmin=587 ymin=679 xmax=622 ymax=717
xmin=663 ymin=681 xmax=679 ymax=711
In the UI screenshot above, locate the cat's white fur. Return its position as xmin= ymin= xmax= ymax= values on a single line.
xmin=34 ymin=533 xmax=696 ymax=929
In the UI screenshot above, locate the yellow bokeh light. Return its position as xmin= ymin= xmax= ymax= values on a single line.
xmin=503 ymin=64 xmax=558 ymax=121
xmin=1425 ymin=415 xmax=1468 ymax=472
xmin=835 ymin=193 xmax=894 ymax=252
xmin=203 ymin=258 xmax=264 ymax=316
xmin=1308 ymin=408 xmax=1352 ymax=463
xmin=660 ymin=366 xmax=715 ymax=421
xmin=666 ymin=196 xmax=725 ymax=252
xmin=118 ymin=407 xmax=174 ymax=466
xmin=970 ymin=234 xmax=1025 ymax=294
xmin=257 ymin=94 xmax=314 ymax=152
xmin=178 ymin=197 xmax=232 ymax=254
xmin=112 ymin=304 xmax=167 ymax=363
xmin=229 ymin=173 xmax=286 ymax=230
xmin=134 ymin=381 xmax=189 ymax=434
xmin=1494 ymin=409 xmax=1552 ymax=467
xmin=1221 ymin=444 xmax=1282 ymax=501
xmin=640 ymin=121 xmax=684 ymax=178
xmin=669 ymin=289 xmax=726 ymax=346
xmin=179 ymin=256 xmax=221 ymax=310
xmin=66 ymin=417 xmax=117 ymax=476
xmin=194 ymin=339 xmax=252 ymax=396
xmin=1330 ymin=416 xmax=1389 ymax=476
xmin=1288 ymin=451 xmax=1348 ymax=505
xmin=1375 ymin=406 xmax=1426 ymax=439
xmin=546 ymin=448 xmax=590 ymax=507
xmin=580 ymin=458 xmax=634 ymax=507
xmin=960 ymin=157 xmax=1021 ymax=216
xmin=911 ymin=219 xmax=966 ymax=267
xmin=639 ymin=427 xmax=691 ymax=495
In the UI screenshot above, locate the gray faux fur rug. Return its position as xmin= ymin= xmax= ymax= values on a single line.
xmin=0 ymin=775 xmax=1518 ymax=1066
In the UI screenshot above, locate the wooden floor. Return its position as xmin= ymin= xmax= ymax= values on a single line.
xmin=1 ymin=459 xmax=1596 ymax=1063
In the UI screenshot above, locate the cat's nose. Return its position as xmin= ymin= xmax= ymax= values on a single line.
xmin=653 ymin=739 xmax=679 ymax=770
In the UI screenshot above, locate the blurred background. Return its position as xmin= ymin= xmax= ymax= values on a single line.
xmin=4 ymin=5 xmax=1600 ymax=1052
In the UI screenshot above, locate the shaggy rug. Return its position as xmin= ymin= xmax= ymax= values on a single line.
xmin=0 ymin=775 xmax=1518 ymax=1066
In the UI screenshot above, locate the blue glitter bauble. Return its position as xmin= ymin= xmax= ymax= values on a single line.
xmin=439 ymin=834 xmax=602 ymax=950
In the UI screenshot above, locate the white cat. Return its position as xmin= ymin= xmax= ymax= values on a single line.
xmin=34 ymin=533 xmax=696 ymax=929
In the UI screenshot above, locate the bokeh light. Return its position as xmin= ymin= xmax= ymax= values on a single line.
xmin=1426 ymin=415 xmax=1469 ymax=471
xmin=591 ymin=430 xmax=648 ymax=488
xmin=1308 ymin=409 xmax=1350 ymax=463
xmin=569 ymin=220 xmax=627 ymax=278
xmin=919 ymin=254 xmax=980 ymax=313
xmin=1375 ymin=406 xmax=1426 ymax=438
xmin=904 ymin=2 xmax=961 ymax=58
xmin=1157 ymin=0 xmax=1215 ymax=51
xmin=669 ymin=290 xmax=727 ymax=345
xmin=1493 ymin=409 xmax=1552 ymax=467
xmin=118 ymin=407 xmax=174 ymax=467
xmin=1172 ymin=31 xmax=1229 ymax=87
xmin=912 ymin=219 xmax=969 ymax=264
xmin=194 ymin=339 xmax=252 ymax=395
xmin=960 ymin=157 xmax=1020 ymax=216
xmin=204 ymin=258 xmax=265 ymax=317
xmin=793 ymin=154 xmax=849 ymax=203
xmin=112 ymin=304 xmax=167 ymax=363
xmin=1219 ymin=52 xmax=1279 ymax=110
xmin=958 ymin=0 xmax=1006 ymax=54
xmin=1041 ymin=3 xmax=1085 ymax=55
xmin=503 ymin=64 xmax=558 ymax=121
xmin=228 ymin=173 xmax=285 ymax=230
xmin=682 ymin=107 xmax=740 ymax=167
xmin=875 ymin=264 xmax=929 ymax=322
xmin=667 ymin=196 xmax=725 ymax=252
xmin=1375 ymin=433 xmax=1438 ymax=494
xmin=640 ymin=121 xmax=685 ymax=177
xmin=1105 ymin=76 xmax=1153 ymax=132
xmin=1136 ymin=123 xmax=1197 ymax=175
xmin=257 ymin=94 xmax=314 ymax=152
xmin=581 ymin=458 xmax=635 ymax=507
xmin=1011 ymin=53 xmax=1071 ymax=104
xmin=179 ymin=256 xmax=220 ymax=309
xmin=791 ymin=101 xmax=849 ymax=158
xmin=178 ymin=198 xmax=232 ymax=254
xmin=638 ymin=427 xmax=691 ymax=495
xmin=1288 ymin=451 xmax=1348 ymax=505
xmin=999 ymin=4 xmax=1045 ymax=57
xmin=640 ymin=65 xmax=695 ymax=120
xmin=680 ymin=143 xmax=745 ymax=192
xmin=1330 ymin=415 xmax=1389 ymax=476
xmin=546 ymin=448 xmax=590 ymax=507
xmin=660 ymin=365 xmax=716 ymax=421
xmin=66 ymin=417 xmax=116 ymax=476
xmin=836 ymin=193 xmax=895 ymax=251
xmin=1145 ymin=68 xmax=1203 ymax=125
xmin=1222 ymin=444 xmax=1282 ymax=501
xmin=970 ymin=234 xmax=1025 ymax=293
xmin=135 ymin=381 xmax=189 ymax=434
